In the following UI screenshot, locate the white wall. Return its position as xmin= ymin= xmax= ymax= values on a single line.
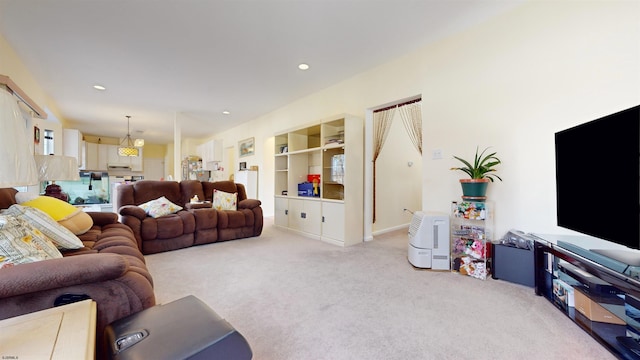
xmin=201 ymin=1 xmax=640 ymax=240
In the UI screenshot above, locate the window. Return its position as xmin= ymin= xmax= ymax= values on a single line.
xmin=44 ymin=129 xmax=54 ymax=155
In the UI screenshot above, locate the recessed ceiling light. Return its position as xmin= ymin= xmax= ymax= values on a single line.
xmin=298 ymin=63 xmax=310 ymax=70
xmin=222 ymin=110 xmax=230 ymax=115
xmin=93 ymin=84 xmax=106 ymax=91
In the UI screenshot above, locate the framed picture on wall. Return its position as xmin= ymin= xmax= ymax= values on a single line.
xmin=34 ymin=126 xmax=40 ymax=144
xmin=239 ymin=137 xmax=255 ymax=157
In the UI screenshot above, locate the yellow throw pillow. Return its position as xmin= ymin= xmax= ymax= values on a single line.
xmin=22 ymin=196 xmax=78 ymax=221
xmin=59 ymin=211 xmax=94 ymax=235
xmin=21 ymin=196 xmax=93 ymax=235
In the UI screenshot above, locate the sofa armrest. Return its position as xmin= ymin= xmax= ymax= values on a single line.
xmin=87 ymin=211 xmax=119 ymax=226
xmin=0 ymin=253 xmax=128 ymax=298
xmin=238 ymin=199 xmax=261 ymax=210
xmin=119 ymin=205 xmax=147 ymax=220
xmin=185 ymin=202 xmax=212 ymax=210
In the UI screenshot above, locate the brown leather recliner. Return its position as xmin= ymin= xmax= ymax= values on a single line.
xmin=117 ymin=180 xmax=263 ymax=255
xmin=0 ymin=188 xmax=155 ymax=360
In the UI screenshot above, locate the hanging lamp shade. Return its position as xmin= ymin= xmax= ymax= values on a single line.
xmin=0 ymin=87 xmax=38 ymax=187
xmin=118 ymin=115 xmax=140 ymax=157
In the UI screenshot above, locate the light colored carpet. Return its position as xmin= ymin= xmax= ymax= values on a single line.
xmin=145 ymin=218 xmax=615 ymax=360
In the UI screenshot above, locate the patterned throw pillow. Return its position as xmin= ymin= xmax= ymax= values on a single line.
xmin=2 ymin=204 xmax=84 ymax=249
xmin=138 ymin=196 xmax=183 ymax=218
xmin=212 ymin=189 xmax=237 ymax=211
xmin=0 ymin=214 xmax=62 ymax=269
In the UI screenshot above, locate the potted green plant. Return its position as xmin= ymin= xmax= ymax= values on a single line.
xmin=451 ymin=146 xmax=502 ymax=201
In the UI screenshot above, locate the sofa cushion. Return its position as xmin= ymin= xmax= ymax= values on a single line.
xmin=202 ymin=181 xmax=246 ymax=202
xmin=212 ymin=189 xmax=237 ymax=211
xmin=139 ymin=196 xmax=183 ymax=218
xmin=141 ymin=215 xmax=190 ymax=240
xmin=2 ymin=204 xmax=83 ymax=249
xmin=0 ymin=214 xmax=62 ymax=268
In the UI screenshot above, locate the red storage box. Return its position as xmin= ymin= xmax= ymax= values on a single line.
xmin=307 ymin=174 xmax=320 ymax=184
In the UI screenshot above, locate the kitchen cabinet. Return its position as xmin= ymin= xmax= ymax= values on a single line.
xmin=63 ymin=129 xmax=84 ymax=169
xmin=84 ymin=143 xmax=143 ymax=171
xmin=197 ymin=139 xmax=223 ymax=170
xmin=84 ymin=142 xmax=100 ymax=170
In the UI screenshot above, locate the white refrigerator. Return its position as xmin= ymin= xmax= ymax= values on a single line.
xmin=235 ymin=170 xmax=258 ymax=199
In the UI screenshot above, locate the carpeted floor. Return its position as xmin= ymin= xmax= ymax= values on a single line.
xmin=145 ymin=218 xmax=615 ymax=360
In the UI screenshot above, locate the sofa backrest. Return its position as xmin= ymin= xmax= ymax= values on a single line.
xmin=201 ymin=181 xmax=248 ymax=202
xmin=117 ymin=180 xmax=190 ymax=208
xmin=116 ymin=180 xmax=250 ymax=210
xmin=0 ymin=188 xmax=18 ymax=210
xmin=180 ymin=180 xmax=205 ymax=203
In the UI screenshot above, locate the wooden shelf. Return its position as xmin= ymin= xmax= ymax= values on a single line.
xmin=0 ymin=74 xmax=47 ymax=119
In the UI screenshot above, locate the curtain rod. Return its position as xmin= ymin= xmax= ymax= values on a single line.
xmin=373 ymin=98 xmax=421 ymax=114
xmin=0 ymin=74 xmax=47 ymax=119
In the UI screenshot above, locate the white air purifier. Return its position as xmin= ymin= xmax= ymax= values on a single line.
xmin=408 ymin=211 xmax=450 ymax=270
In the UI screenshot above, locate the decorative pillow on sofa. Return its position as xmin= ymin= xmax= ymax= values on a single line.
xmin=0 ymin=214 xmax=62 ymax=269
xmin=15 ymin=191 xmax=38 ymax=204
xmin=139 ymin=196 xmax=183 ymax=218
xmin=20 ymin=196 xmax=93 ymax=235
xmin=2 ymin=204 xmax=84 ymax=249
xmin=212 ymin=189 xmax=237 ymax=211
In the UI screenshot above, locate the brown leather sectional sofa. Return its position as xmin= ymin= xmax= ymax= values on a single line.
xmin=0 ymin=187 xmax=155 ymax=359
xmin=116 ymin=180 xmax=263 ymax=255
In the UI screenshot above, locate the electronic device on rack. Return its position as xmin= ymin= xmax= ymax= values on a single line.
xmin=408 ymin=211 xmax=450 ymax=270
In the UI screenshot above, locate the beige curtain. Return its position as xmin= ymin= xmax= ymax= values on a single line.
xmin=372 ymin=107 xmax=395 ymax=223
xmin=398 ymin=100 xmax=422 ymax=154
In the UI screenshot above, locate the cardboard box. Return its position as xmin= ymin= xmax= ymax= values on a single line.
xmin=574 ymin=287 xmax=625 ymax=325
xmin=297 ymin=182 xmax=319 ymax=197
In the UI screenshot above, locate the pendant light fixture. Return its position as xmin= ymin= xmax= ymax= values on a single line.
xmin=118 ymin=115 xmax=140 ymax=157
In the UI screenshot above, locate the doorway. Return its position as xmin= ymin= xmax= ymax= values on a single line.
xmin=365 ymin=95 xmax=423 ymax=240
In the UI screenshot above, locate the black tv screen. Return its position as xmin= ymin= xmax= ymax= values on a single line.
xmin=555 ymin=105 xmax=640 ymax=250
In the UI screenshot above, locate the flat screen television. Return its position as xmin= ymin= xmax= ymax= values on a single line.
xmin=555 ymin=105 xmax=640 ymax=250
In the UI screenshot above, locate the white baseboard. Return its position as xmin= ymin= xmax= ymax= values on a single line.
xmin=372 ymin=223 xmax=410 ymax=237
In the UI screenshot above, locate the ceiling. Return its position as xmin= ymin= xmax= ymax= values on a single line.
xmin=0 ymin=0 xmax=522 ymax=144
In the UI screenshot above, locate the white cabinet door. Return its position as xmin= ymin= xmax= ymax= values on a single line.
xmin=321 ymin=202 xmax=345 ymax=243
xmin=105 ymin=144 xmax=119 ymax=167
xmin=288 ymin=198 xmax=321 ymax=236
xmin=63 ymin=129 xmax=83 ymax=168
xmin=130 ymin=148 xmax=143 ymax=171
xmin=274 ymin=197 xmax=288 ymax=228
xmin=199 ymin=140 xmax=223 ymax=169
xmin=288 ymin=198 xmax=304 ymax=232
xmin=85 ymin=142 xmax=99 ymax=170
